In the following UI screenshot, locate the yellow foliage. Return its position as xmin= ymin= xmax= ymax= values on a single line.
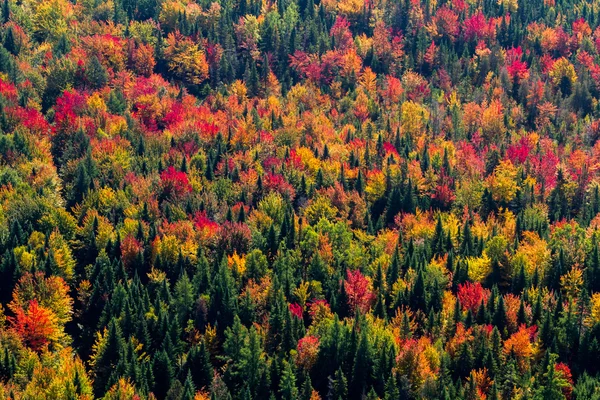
xmin=294 ymin=281 xmax=311 ymax=307
xmin=586 ymin=292 xmax=600 ymax=327
xmin=481 ymin=100 xmax=505 ymax=143
xmin=512 ymin=231 xmax=551 ymax=278
xmin=103 ymin=378 xmax=138 ymax=400
xmin=336 ymin=0 xmax=365 ymax=17
xmin=304 ymin=195 xmax=338 ymax=224
xmin=486 ymin=159 xmax=518 ymax=203
xmin=79 ymin=211 xmax=115 ymax=251
xmin=358 ymin=67 xmax=377 ymax=96
xmin=27 ymin=229 xmax=46 ymax=250
xmin=365 ymin=170 xmax=386 ymax=202
xmin=32 ymin=0 xmax=74 ymax=41
xmin=549 ymin=57 xmax=577 ymax=87
xmin=154 ymin=234 xmax=180 ymax=266
xmin=49 ymin=230 xmax=76 ymax=281
xmin=258 ymin=191 xmax=285 ymax=226
xmin=14 ymin=246 xmax=35 ymax=271
xmin=498 ymin=0 xmax=518 ymax=12
xmin=159 ymin=0 xmax=187 ymax=32
xmin=228 ymin=251 xmax=246 ymax=276
xmin=401 ymin=101 xmax=430 ymax=139
xmin=87 ymin=92 xmax=107 ymax=114
xmin=466 ymin=254 xmax=492 ymax=282
xmin=399 ymin=210 xmax=435 ymax=241
xmin=164 ymin=32 xmax=209 ymax=85
xmin=561 ymin=266 xmax=584 ymax=299
xmin=443 ymin=212 xmax=461 ymax=247
xmin=20 ymin=348 xmax=93 ymax=399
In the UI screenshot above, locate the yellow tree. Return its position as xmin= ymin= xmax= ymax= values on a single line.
xmin=481 ymin=100 xmax=505 ymax=144
xmin=164 ymin=31 xmax=209 ymax=85
xmin=486 ymin=159 xmax=518 ymax=203
xmin=586 ymin=293 xmax=600 ymax=327
xmin=561 ymin=266 xmax=584 ymax=300
xmin=401 ymin=101 xmax=430 ymax=140
xmin=548 ymin=56 xmax=578 ymax=96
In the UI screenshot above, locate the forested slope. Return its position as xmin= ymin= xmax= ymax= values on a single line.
xmin=0 ymin=0 xmax=600 ymax=398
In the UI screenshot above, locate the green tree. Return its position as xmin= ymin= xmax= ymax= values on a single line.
xmin=279 ymin=359 xmax=298 ymax=400
xmin=534 ymin=354 xmax=569 ymax=400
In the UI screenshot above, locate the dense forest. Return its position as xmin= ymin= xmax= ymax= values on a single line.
xmin=1 ymin=0 xmax=600 ymax=397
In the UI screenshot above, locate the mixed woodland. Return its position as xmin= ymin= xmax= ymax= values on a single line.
xmin=1 ymin=0 xmax=600 ymax=398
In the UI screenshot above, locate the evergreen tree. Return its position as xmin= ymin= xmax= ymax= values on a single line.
xmin=279 ymin=360 xmax=298 ymax=400
xmin=93 ymin=319 xmax=125 ymax=396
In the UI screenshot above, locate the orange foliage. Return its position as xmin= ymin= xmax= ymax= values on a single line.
xmin=504 ymin=325 xmax=537 ymax=370
xmin=9 ymin=300 xmax=58 ymax=351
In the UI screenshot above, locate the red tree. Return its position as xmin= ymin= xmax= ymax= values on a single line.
xmin=457 ymin=282 xmax=488 ymax=313
xmin=345 ymin=269 xmax=375 ymax=314
xmin=160 ymin=166 xmax=192 ymax=200
xmin=9 ymin=300 xmax=57 ymax=352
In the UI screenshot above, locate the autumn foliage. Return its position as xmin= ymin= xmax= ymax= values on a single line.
xmin=0 ymin=0 xmax=600 ymax=397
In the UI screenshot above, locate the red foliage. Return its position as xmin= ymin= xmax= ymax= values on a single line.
xmin=382 ymin=142 xmax=399 ymax=157
xmin=451 ymin=0 xmax=467 ymax=13
xmin=531 ymin=149 xmax=560 ymax=189
xmin=286 ymin=149 xmax=304 ymax=171
xmin=381 ymin=75 xmax=403 ymax=104
xmin=457 ymin=282 xmax=489 ymax=313
xmin=263 ymin=173 xmax=296 ymax=200
xmin=506 ymin=47 xmax=530 ymax=82
xmin=9 ymin=107 xmax=50 ymax=135
xmin=53 ymin=90 xmax=87 ymax=134
xmin=572 ymin=18 xmax=591 ymax=40
xmin=193 ymin=211 xmax=219 ymax=241
xmin=344 ymin=269 xmax=375 ymax=314
xmin=507 ymin=59 xmax=529 ymax=81
xmin=464 ymin=12 xmax=487 ymax=41
xmin=424 ymin=42 xmax=437 ymax=66
xmin=330 ymin=17 xmax=354 ymax=50
xmin=289 ymin=303 xmax=303 ymax=319
xmin=432 ymin=183 xmax=456 ymax=207
xmin=218 ymin=221 xmax=252 ymax=254
xmin=0 ymin=78 xmax=18 ymax=102
xmin=289 ymin=50 xmax=343 ymax=85
xmin=160 ymin=166 xmax=192 ymax=200
xmin=9 ymin=299 xmax=56 ymax=352
xmin=555 ymin=362 xmax=574 ymax=399
xmin=121 ymin=235 xmax=143 ymax=269
xmin=296 ymin=336 xmax=320 ymax=370
xmin=434 ymin=7 xmax=459 ymax=40
xmin=162 ymin=101 xmax=185 ymax=129
xmin=263 ymin=156 xmax=282 ymax=171
xmin=507 ymin=136 xmax=532 ymax=165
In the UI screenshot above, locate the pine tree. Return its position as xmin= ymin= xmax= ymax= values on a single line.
xmin=279 ymin=360 xmax=298 ymax=400
xmin=410 ymin=270 xmax=426 ymax=312
xmin=4 ymin=27 xmax=17 ymax=55
xmin=534 ymin=354 xmax=568 ymax=400
xmin=1 ymin=0 xmax=7 ymax=23
xmin=93 ymin=319 xmax=125 ymax=396
xmin=182 ymin=371 xmax=196 ymax=400
xmin=85 ymin=56 xmax=108 ymax=89
xmin=240 ymin=327 xmax=266 ymax=397
xmin=210 ymin=257 xmax=238 ymax=328
xmin=328 ymin=368 xmax=348 ymax=400
xmin=350 ymin=328 xmax=372 ymax=399
xmin=188 ymin=340 xmax=214 ymax=391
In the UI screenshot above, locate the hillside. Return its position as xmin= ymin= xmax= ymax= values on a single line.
xmin=0 ymin=0 xmax=600 ymax=398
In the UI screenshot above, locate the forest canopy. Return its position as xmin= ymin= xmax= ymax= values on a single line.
xmin=0 ymin=0 xmax=600 ymax=398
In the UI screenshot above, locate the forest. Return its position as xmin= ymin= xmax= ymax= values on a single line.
xmin=0 ymin=0 xmax=600 ymax=398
